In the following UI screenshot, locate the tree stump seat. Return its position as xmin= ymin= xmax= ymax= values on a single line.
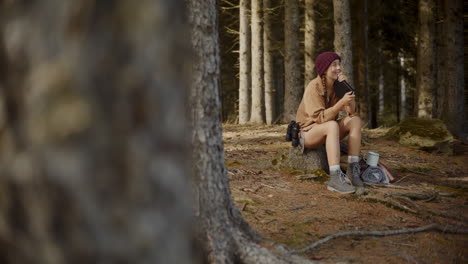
xmin=276 ymin=145 xmax=329 ymax=173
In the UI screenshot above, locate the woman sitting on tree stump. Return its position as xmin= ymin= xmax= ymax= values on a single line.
xmin=296 ymin=51 xmax=363 ymax=194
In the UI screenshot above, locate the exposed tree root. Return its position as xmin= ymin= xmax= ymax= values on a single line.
xmin=386 ymin=191 xmax=439 ymax=201
xmin=297 ymin=224 xmax=468 ymax=253
xmin=365 ymin=183 xmax=411 ymax=190
xmin=359 ymin=195 xmax=419 ymax=214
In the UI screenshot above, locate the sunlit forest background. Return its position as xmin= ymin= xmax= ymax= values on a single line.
xmin=217 ymin=0 xmax=466 ymax=139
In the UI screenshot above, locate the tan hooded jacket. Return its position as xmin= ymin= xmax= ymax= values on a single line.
xmin=295 ymin=76 xmax=355 ymax=131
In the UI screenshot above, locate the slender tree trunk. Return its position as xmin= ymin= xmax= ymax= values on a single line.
xmin=416 ymin=0 xmax=435 ymax=118
xmin=434 ymin=0 xmax=446 ymax=119
xmin=400 ymin=54 xmax=407 ymax=120
xmin=283 ymin=0 xmax=302 ymax=123
xmin=354 ymin=0 xmax=369 ymax=123
xmin=0 ymin=1 xmax=192 ymax=263
xmin=443 ymin=0 xmax=465 ymax=138
xmin=378 ymin=51 xmax=384 ymax=115
xmin=333 ymin=0 xmax=354 ymax=87
xmin=189 ymin=1 xmax=317 ymax=263
xmin=264 ymin=0 xmax=275 ymax=124
xmin=250 ymin=0 xmax=264 ymax=123
xmin=304 ymin=0 xmax=318 ymax=85
xmin=239 ymin=0 xmax=251 ymax=124
xmin=363 ymin=0 xmax=372 ymax=128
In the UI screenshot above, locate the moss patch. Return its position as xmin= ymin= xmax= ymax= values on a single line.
xmin=386 ymin=118 xmax=453 ymax=150
xmin=271 ymin=158 xmax=278 ymax=166
xmin=386 ymin=118 xmax=453 ymax=142
xmin=226 ymin=160 xmax=242 ymax=167
xmin=275 ymin=221 xmax=316 ymax=248
xmin=395 ymin=165 xmax=439 ymax=173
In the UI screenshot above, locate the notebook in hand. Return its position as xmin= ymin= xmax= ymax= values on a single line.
xmin=333 ymin=80 xmax=355 ymax=98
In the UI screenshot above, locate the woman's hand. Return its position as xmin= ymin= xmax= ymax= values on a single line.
xmin=337 ymin=72 xmax=347 ymax=82
xmin=340 ymin=91 xmax=355 ymax=106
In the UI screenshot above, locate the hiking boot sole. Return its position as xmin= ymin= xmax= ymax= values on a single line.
xmin=327 ymin=185 xmax=356 ymax=194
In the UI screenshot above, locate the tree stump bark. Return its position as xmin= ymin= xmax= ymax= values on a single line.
xmin=278 ymin=146 xmax=329 ymax=173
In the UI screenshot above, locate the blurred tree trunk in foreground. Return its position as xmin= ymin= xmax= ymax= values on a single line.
xmin=239 ymin=0 xmax=251 ymax=124
xmin=189 ymin=1 xmax=317 ymax=263
xmin=0 ymin=1 xmax=192 ymax=263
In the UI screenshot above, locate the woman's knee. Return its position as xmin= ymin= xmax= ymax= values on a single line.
xmin=349 ymin=116 xmax=362 ymax=128
xmin=324 ymin=120 xmax=340 ymax=133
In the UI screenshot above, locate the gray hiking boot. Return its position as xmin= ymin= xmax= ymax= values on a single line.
xmin=347 ymin=162 xmax=364 ymax=187
xmin=346 ymin=162 xmax=364 ymax=187
xmin=327 ymin=170 xmax=356 ymax=194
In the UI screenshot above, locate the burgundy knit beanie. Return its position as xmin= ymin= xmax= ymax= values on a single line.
xmin=315 ymin=52 xmax=341 ymax=76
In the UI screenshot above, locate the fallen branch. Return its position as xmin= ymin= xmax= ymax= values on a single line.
xmin=297 ymin=224 xmax=468 ymax=253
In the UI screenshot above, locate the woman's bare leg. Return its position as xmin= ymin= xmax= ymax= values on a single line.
xmin=302 ymin=121 xmax=341 ymax=166
xmin=339 ymin=116 xmax=364 ymax=188
xmin=338 ymin=116 xmax=362 ymax=156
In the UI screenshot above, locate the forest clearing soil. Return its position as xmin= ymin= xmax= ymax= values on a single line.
xmin=223 ymin=124 xmax=468 ymax=264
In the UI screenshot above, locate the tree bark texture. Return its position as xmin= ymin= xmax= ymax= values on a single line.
xmin=284 ymin=0 xmax=303 ymax=123
xmin=250 ymin=0 xmax=265 ymax=123
xmin=0 ymin=1 xmax=192 ymax=263
xmin=434 ymin=0 xmax=446 ymax=119
xmin=353 ymin=0 xmax=369 ymax=123
xmin=333 ymin=0 xmax=354 ymax=88
xmin=400 ymin=55 xmax=407 ymax=120
xmin=443 ymin=0 xmax=465 ymax=138
xmin=239 ymin=0 xmax=251 ymax=124
xmin=304 ymin=0 xmax=318 ymax=86
xmin=263 ymin=0 xmax=275 ymax=125
xmin=416 ymin=0 xmax=435 ymax=118
xmin=378 ymin=51 xmax=385 ymax=115
xmin=189 ymin=1 xmax=318 ymax=263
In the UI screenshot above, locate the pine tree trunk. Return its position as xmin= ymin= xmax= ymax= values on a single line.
xmin=400 ymin=54 xmax=407 ymax=120
xmin=0 ymin=1 xmax=192 ymax=263
xmin=250 ymin=0 xmax=264 ymax=123
xmin=354 ymin=0 xmax=369 ymax=123
xmin=434 ymin=0 xmax=446 ymax=119
xmin=378 ymin=51 xmax=385 ymax=115
xmin=284 ymin=0 xmax=303 ymax=123
xmin=239 ymin=0 xmax=251 ymax=124
xmin=304 ymin=0 xmax=318 ymax=85
xmin=264 ymin=0 xmax=275 ymax=124
xmin=416 ymin=0 xmax=435 ymax=118
xmin=333 ymin=0 xmax=354 ymax=87
xmin=443 ymin=0 xmax=465 ymax=138
xmin=189 ymin=1 xmax=318 ymax=263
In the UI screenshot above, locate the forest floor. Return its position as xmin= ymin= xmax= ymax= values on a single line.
xmin=223 ymin=123 xmax=468 ymax=264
